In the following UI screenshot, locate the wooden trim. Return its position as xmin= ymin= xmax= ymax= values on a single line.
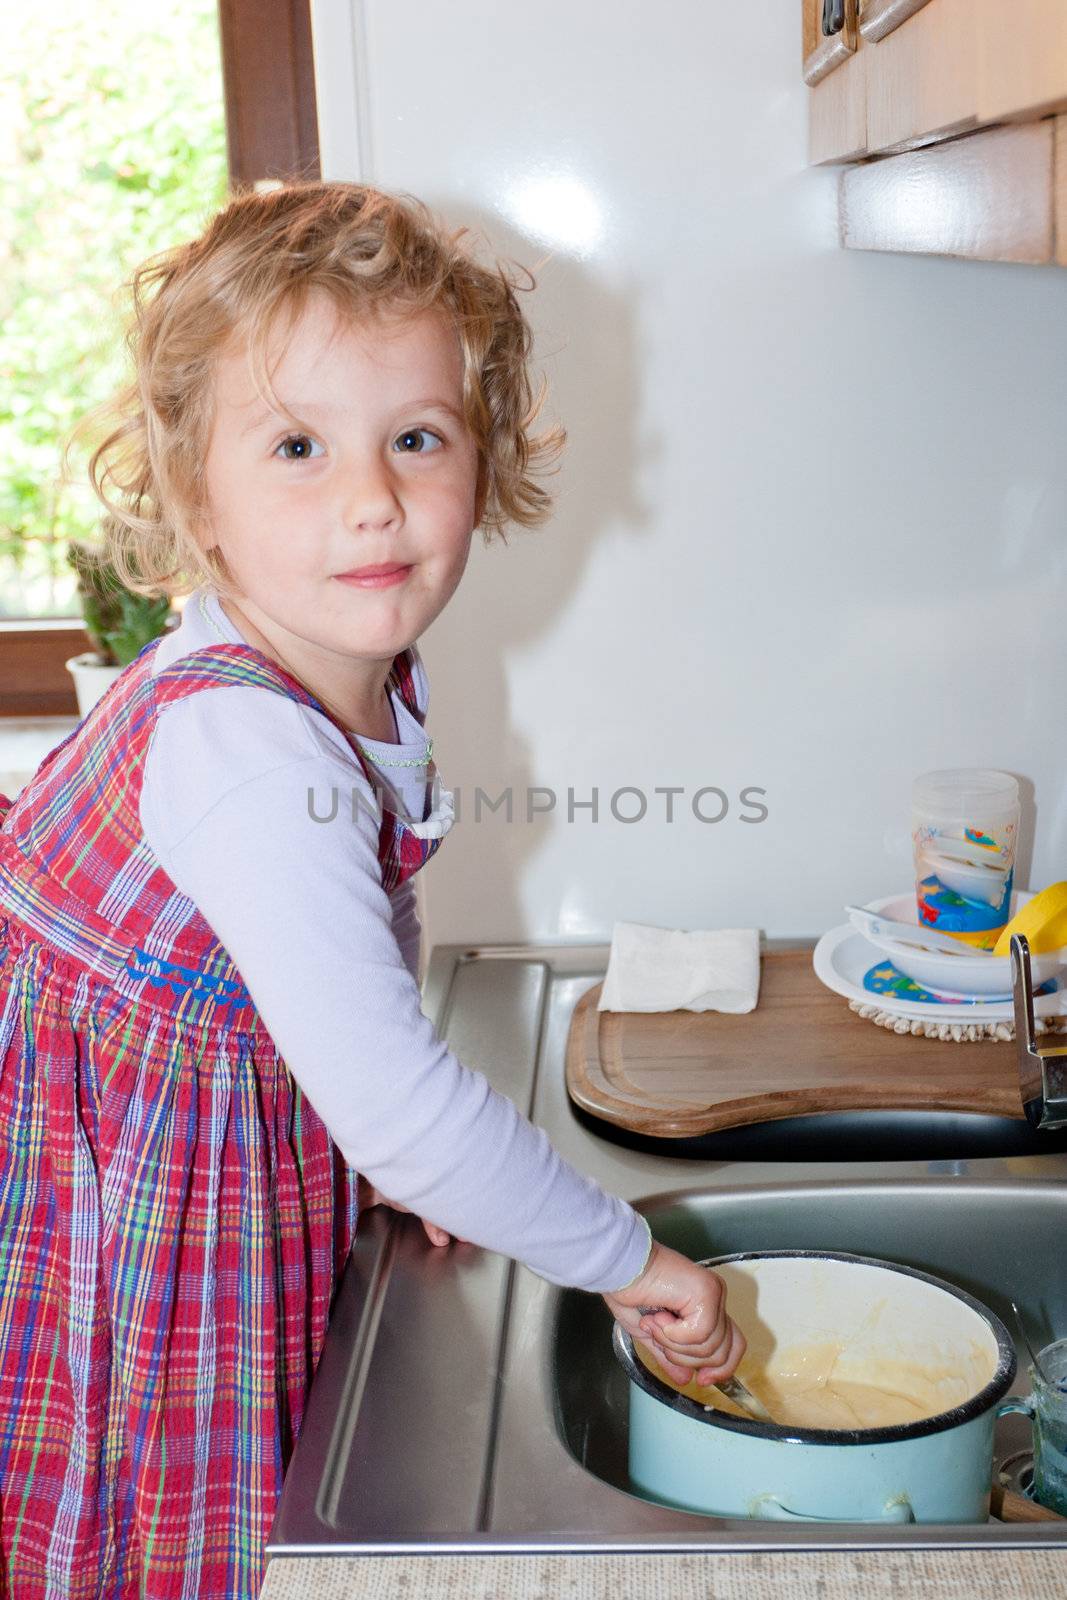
xmin=0 ymin=622 xmax=92 ymax=718
xmin=217 ymin=0 xmax=320 ymax=185
xmin=859 ymin=0 xmax=935 ymax=44
xmin=1 ymin=0 xmax=320 ymax=715
xmin=840 ymin=119 xmax=1055 ymax=263
xmin=804 ymin=0 xmax=860 ymax=87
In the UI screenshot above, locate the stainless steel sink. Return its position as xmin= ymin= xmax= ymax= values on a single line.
xmin=267 ymin=943 xmax=1067 ymax=1557
xmin=553 ymin=1180 xmax=1067 ymax=1505
xmin=569 ymin=1104 xmax=1067 ymax=1163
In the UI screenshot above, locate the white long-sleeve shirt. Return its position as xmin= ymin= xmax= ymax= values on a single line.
xmin=138 ymin=585 xmax=652 ymax=1293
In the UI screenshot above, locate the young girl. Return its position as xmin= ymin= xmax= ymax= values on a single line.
xmin=0 ymin=181 xmax=743 ymax=1598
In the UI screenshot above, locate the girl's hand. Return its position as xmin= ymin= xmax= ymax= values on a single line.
xmin=356 ymin=1175 xmax=468 ymax=1248
xmin=602 ymin=1240 xmax=746 ymax=1388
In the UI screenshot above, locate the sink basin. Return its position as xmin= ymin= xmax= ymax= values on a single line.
xmin=569 ymin=1105 xmax=1067 ymax=1163
xmin=554 ymin=1179 xmax=1067 ymax=1512
xmin=270 ymin=947 xmax=1067 ymax=1555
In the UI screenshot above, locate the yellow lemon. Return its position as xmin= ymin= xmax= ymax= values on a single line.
xmin=992 ymin=882 xmax=1067 ymax=958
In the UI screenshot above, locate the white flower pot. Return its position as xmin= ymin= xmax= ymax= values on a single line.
xmin=65 ymin=652 xmax=123 ymax=719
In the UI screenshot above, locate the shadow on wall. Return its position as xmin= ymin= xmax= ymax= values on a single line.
xmin=416 ymin=203 xmax=650 ymax=954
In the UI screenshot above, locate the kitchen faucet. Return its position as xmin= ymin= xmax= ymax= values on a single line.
xmin=1012 ymin=933 xmax=1067 ymax=1129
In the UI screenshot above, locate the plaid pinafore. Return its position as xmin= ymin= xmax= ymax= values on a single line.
xmin=0 ymin=634 xmax=448 ymax=1599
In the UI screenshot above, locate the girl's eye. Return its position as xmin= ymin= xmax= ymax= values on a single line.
xmin=274 ymin=433 xmax=324 ymax=461
xmin=393 ymin=428 xmax=443 ymax=455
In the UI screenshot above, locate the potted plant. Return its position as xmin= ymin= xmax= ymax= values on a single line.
xmin=64 ymin=540 xmax=175 ymax=717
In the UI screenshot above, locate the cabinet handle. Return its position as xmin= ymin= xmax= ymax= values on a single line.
xmin=822 ymin=0 xmax=845 ymax=35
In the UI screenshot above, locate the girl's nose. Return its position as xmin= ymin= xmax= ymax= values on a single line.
xmin=342 ymin=456 xmax=404 ymax=532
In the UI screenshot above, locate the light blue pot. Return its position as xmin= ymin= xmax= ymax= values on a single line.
xmin=614 ymin=1250 xmax=1018 ymax=1524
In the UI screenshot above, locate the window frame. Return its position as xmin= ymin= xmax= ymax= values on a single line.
xmin=0 ymin=0 xmax=320 ymax=718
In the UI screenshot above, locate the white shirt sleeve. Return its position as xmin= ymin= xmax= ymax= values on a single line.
xmin=389 ymin=877 xmax=421 ymax=986
xmin=139 ymin=684 xmax=651 ymax=1294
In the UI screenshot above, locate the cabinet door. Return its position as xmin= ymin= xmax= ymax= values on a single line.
xmin=805 ymin=0 xmax=867 ymax=163
xmin=864 ymin=0 xmax=978 ymax=154
xmin=977 ymin=0 xmax=1067 ymax=124
xmin=858 ymin=0 xmax=935 ymax=44
xmin=803 ymin=0 xmax=858 ymax=85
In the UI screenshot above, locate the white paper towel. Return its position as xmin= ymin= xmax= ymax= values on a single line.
xmin=597 ymin=920 xmax=761 ymax=1013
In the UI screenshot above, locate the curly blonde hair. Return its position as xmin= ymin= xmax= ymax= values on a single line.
xmin=61 ymin=180 xmax=566 ymax=602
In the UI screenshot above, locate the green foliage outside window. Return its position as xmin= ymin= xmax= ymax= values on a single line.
xmin=0 ymin=0 xmax=229 ymax=618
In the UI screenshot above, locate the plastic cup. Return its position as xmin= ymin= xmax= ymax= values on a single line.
xmin=1002 ymin=1339 xmax=1067 ymax=1516
xmin=1031 ymin=1341 xmax=1067 ymax=1515
xmin=911 ymin=770 xmax=1020 ymax=950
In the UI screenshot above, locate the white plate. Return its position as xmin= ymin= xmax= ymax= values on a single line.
xmin=812 ymin=921 xmax=1067 ymax=1023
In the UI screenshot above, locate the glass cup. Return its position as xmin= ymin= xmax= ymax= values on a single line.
xmin=911 ymin=769 xmax=1020 ymax=950
xmin=1000 ymin=1338 xmax=1067 ymax=1516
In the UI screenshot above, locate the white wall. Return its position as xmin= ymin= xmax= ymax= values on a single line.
xmin=312 ymin=0 xmax=1067 ymax=947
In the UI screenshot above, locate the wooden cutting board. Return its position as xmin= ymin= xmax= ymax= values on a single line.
xmin=565 ymin=950 xmax=1024 ymax=1137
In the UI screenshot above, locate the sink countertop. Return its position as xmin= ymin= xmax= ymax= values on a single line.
xmin=261 ymin=1548 xmax=1067 ymax=1598
xmin=263 ymin=939 xmax=1067 ymax=1597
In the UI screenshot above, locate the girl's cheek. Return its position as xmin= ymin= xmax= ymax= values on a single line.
xmin=435 ymin=473 xmax=480 ymax=523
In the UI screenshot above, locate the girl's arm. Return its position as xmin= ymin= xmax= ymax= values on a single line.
xmin=388 ymin=877 xmax=421 ymax=987
xmin=140 ymin=685 xmax=651 ymax=1294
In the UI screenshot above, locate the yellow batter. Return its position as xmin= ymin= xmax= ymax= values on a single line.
xmin=636 ymin=1339 xmax=975 ymax=1431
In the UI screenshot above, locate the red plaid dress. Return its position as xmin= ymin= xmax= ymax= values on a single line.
xmin=0 ymin=635 xmax=447 ymax=1598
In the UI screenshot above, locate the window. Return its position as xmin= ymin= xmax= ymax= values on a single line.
xmin=0 ymin=0 xmax=319 ymax=716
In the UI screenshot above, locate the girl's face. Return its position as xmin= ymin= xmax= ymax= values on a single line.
xmin=201 ymin=290 xmax=482 ymax=682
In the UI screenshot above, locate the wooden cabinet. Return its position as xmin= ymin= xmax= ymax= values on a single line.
xmin=976 ymin=0 xmax=1067 ymax=125
xmin=839 ymin=119 xmax=1055 ymax=263
xmin=803 ymin=0 xmax=858 ymax=86
xmin=808 ymin=0 xmax=1067 ymax=161
xmin=858 ymin=0 xmax=934 ymax=44
xmin=809 ymin=51 xmax=867 ymax=164
xmin=804 ymin=0 xmax=867 ymax=163
xmin=863 ymin=0 xmax=978 ymax=154
xmin=805 ymin=0 xmax=1067 ymax=263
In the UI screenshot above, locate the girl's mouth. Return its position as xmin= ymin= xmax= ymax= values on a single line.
xmin=333 ymin=564 xmax=413 ymax=589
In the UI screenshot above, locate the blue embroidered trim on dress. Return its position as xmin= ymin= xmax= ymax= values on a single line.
xmin=125 ymin=946 xmax=252 ymax=1008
